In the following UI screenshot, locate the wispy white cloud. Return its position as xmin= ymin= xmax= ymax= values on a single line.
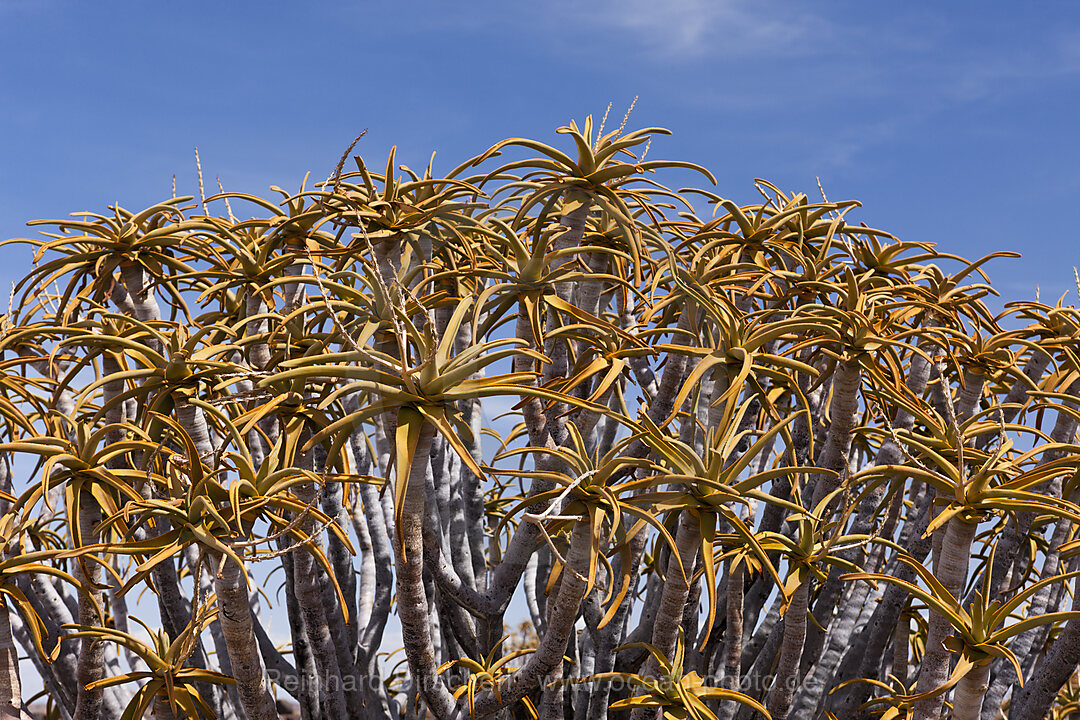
xmin=938 ymin=37 xmax=1080 ymax=104
xmin=542 ymin=0 xmax=834 ymax=61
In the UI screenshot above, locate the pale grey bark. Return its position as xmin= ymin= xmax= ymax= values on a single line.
xmin=571 ymin=621 xmax=595 ymax=719
xmin=458 ymin=392 xmax=487 ymax=592
xmin=524 ymin=553 xmax=543 ymax=634
xmin=168 ymin=397 xmax=232 ymax=720
xmin=0 ymin=604 xmax=25 ymax=719
xmin=913 ymin=517 xmax=977 ymax=720
xmin=119 ymin=262 xmax=162 ymax=325
xmin=716 ymin=562 xmax=744 ymax=720
xmin=766 ymin=577 xmax=809 ymax=720
xmin=541 ymin=189 xmax=593 ymax=446
xmin=470 ymin=520 xmax=592 ymax=718
xmin=423 ymin=466 xmax=478 ymax=661
xmin=290 ymin=471 xmax=349 ymax=720
xmin=810 ymin=358 xmax=861 ymax=507
xmin=586 ymin=528 xmax=646 ymax=720
xmin=622 ymin=309 xmax=658 ymax=402
xmin=539 ymin=574 xmax=566 ymax=720
xmin=214 ymin=554 xmax=278 ymax=720
xmin=827 ymin=489 xmax=933 ymax=716
xmin=343 ymin=427 xmax=396 ymax=719
xmin=280 ymin=547 xmax=319 ymax=720
xmin=154 ymin=694 xmax=179 ymax=720
xmin=72 ymin=499 xmax=105 ymax=720
xmin=740 ymin=593 xmax=782 ymax=678
xmin=953 ymin=662 xmax=992 ymax=720
xmin=680 ymin=560 xmax=702 ymax=673
xmin=108 ymin=569 xmax=147 ymax=676
xmin=100 ymin=641 xmax=130 ymax=711
xmin=393 ymin=423 xmax=459 ymax=719
xmin=0 ymin=459 xmax=27 ymax=718
xmin=175 ymin=400 xmax=215 ymax=460
xmin=321 ymin=478 xmax=365 ymax=716
xmin=344 ymin=404 xmax=394 ymax=649
xmin=631 ymin=511 xmax=701 ymax=720
xmin=892 ymin=608 xmax=909 ymax=687
xmin=21 ymin=572 xmax=78 ymax=676
xmin=1008 ymin=576 xmax=1080 ymax=720
xmin=443 ymin=446 xmax=476 ymax=594
xmin=795 ymin=337 xmax=934 ymax=713
xmin=251 ymin=614 xmax=298 ymax=693
xmin=981 ymin=382 xmax=1080 ymax=715
xmin=184 ymin=546 xmax=243 ymax=720
xmin=10 ymin=610 xmax=73 ymax=720
xmin=351 ymin=480 xmax=376 ymax=635
xmin=17 ymin=563 xmax=77 ymax=713
xmin=354 ymin=476 xmax=394 ymax=657
xmin=1021 ymin=554 xmax=1079 ymax=680
xmin=244 ymin=293 xmax=272 ymax=371
xmin=618 ymin=563 xmax=664 ymax=671
xmin=955 ymin=368 xmax=985 ymax=422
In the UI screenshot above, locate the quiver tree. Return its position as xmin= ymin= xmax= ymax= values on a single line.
xmin=0 ymin=115 xmax=1079 ymax=720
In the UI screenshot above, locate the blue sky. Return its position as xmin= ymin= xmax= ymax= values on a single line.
xmin=2 ymin=1 xmax=1079 ymax=308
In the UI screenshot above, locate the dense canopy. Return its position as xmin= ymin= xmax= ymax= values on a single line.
xmin=0 ymin=116 xmax=1078 ymax=720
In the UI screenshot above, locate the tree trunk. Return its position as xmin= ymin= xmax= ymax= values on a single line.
xmin=766 ymin=577 xmax=809 ymax=720
xmin=214 ymin=554 xmax=278 ymax=720
xmin=810 ymin=358 xmax=861 ymax=507
xmin=586 ymin=529 xmax=647 ymax=720
xmin=393 ymin=423 xmax=459 ymax=719
xmin=827 ymin=487 xmax=934 ymax=717
xmin=471 ymin=519 xmax=593 ymax=717
xmin=290 ymin=473 xmax=349 ymax=719
xmin=73 ymin=498 xmax=105 ymax=720
xmin=0 ymin=457 xmax=24 ymax=720
xmin=0 ymin=604 xmax=25 ymax=719
xmin=630 ymin=511 xmax=700 ymax=720
xmin=893 ymin=608 xmax=909 ymax=687
xmin=279 ymin=548 xmax=319 ymax=720
xmin=9 ymin=610 xmax=74 ymax=720
xmin=716 ymin=562 xmax=744 ymax=720
xmin=183 ymin=546 xmax=241 ymax=720
xmin=953 ymin=662 xmax=991 ymax=720
xmin=795 ymin=335 xmax=935 ymax=712
xmin=153 ymin=694 xmax=179 ymax=720
xmin=914 ymin=517 xmax=977 ymax=720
